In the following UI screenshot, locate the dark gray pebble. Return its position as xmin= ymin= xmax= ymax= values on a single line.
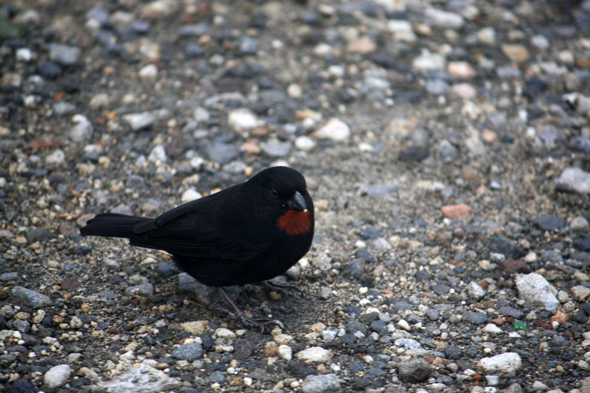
xmin=397 ymin=359 xmax=432 ymax=383
xmin=534 ymin=215 xmax=566 ymax=231
xmin=27 ymin=227 xmax=52 ymax=243
xmin=171 ymin=342 xmax=203 ymax=362
xmin=462 ymin=311 xmax=488 ymax=325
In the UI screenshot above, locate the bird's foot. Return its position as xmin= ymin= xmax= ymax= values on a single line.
xmin=217 ymin=287 xmax=283 ymax=332
xmin=260 ymin=277 xmax=302 ymax=295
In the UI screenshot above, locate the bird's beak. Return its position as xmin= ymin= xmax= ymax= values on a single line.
xmin=287 ymin=191 xmax=308 ymax=212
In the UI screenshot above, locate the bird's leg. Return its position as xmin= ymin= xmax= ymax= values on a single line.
xmin=216 ymin=287 xmax=283 ymax=332
xmin=260 ymin=277 xmax=302 ymax=295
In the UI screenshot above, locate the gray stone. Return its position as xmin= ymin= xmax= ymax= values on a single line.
xmin=49 ymin=44 xmax=81 ymax=65
xmin=124 ymin=283 xmax=154 ymax=297
xmin=515 ymin=273 xmax=559 ymax=312
xmin=44 ymin=364 xmax=72 ymax=388
xmin=171 ymin=342 xmax=203 ymax=362
xmin=555 ymin=167 xmax=590 ymax=194
xmin=11 ymin=286 xmax=51 ymax=308
xmin=398 ymin=359 xmax=432 ymax=383
xmin=301 ymin=374 xmax=341 ymax=393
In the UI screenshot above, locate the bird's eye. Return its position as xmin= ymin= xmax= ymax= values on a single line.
xmin=271 ymin=189 xmax=279 ymax=198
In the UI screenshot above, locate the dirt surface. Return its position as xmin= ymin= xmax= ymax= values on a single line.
xmin=2 ymin=0 xmax=590 ymax=392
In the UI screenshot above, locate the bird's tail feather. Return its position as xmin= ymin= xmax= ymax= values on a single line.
xmin=80 ymin=213 xmax=152 ymax=239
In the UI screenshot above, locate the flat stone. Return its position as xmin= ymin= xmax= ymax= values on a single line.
xmin=477 ymin=352 xmax=522 ymax=377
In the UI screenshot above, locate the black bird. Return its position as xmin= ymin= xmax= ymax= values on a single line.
xmin=81 ymin=166 xmax=314 ymax=327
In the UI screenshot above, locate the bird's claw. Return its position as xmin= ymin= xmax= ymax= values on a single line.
xmin=215 ymin=306 xmax=283 ymax=332
xmin=261 ymin=279 xmax=302 ymax=295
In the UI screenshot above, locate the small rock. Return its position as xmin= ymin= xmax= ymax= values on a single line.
xmin=397 ymin=359 xmax=432 ymax=383
xmin=296 ymin=347 xmax=332 ymax=363
xmin=148 ymin=144 xmax=166 ymax=162
xmin=181 ymin=188 xmax=202 ymax=203
xmin=27 ymin=227 xmax=52 ymax=243
xmin=515 ymin=273 xmax=559 ymax=312
xmin=123 ymin=112 xmax=156 ymax=131
xmin=462 ymin=311 xmax=488 ymax=325
xmin=278 ymin=345 xmax=292 ymax=361
xmin=45 ymin=149 xmax=65 ymax=166
xmin=261 ymin=140 xmax=292 ymax=157
xmin=44 ymin=365 xmax=72 ymax=388
xmin=569 ymin=216 xmax=590 ymax=232
xmin=312 ymin=118 xmax=351 ymax=142
xmin=424 ymin=8 xmax=464 ymax=29
xmin=48 ymin=43 xmax=81 ymax=65
xmin=441 ymin=204 xmax=472 ymax=218
xmin=301 ymin=374 xmax=341 ymax=393
xmin=571 ymin=285 xmax=590 ymax=302
xmin=556 ymin=167 xmax=590 ymax=194
xmin=11 ymin=286 xmax=51 ymax=308
xmin=448 ymin=62 xmax=475 ymax=79
xmin=171 ymin=342 xmax=203 ymax=362
xmin=477 ymin=352 xmax=522 ymax=377
xmin=534 ymin=215 xmax=565 ymax=231
xmin=501 ymin=44 xmax=529 ymax=63
xmin=180 ymin=321 xmax=207 ymax=335
xmin=228 ymin=109 xmax=260 ymax=134
xmin=466 ymin=281 xmax=486 ymax=299
xmin=124 ymin=283 xmax=154 ymax=297
xmin=346 ymin=36 xmax=376 ymax=54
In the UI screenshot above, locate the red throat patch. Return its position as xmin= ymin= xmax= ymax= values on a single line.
xmin=277 ymin=210 xmax=312 ymax=236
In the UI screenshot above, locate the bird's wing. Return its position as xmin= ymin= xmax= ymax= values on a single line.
xmin=130 ymin=191 xmax=270 ymax=260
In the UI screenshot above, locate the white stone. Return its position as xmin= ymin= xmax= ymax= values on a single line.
xmin=571 ymin=285 xmax=590 ymax=302
xmin=477 ymin=352 xmax=522 ymax=377
xmin=278 ymin=345 xmax=292 ymax=361
xmin=228 ymin=108 xmax=259 ymax=134
xmin=312 ymin=118 xmax=350 ymax=142
xmin=424 ymin=8 xmax=464 ymax=29
xmin=467 ymin=281 xmax=486 ymax=299
xmin=413 ymin=50 xmax=446 ymax=71
xmin=181 ymin=188 xmax=202 ymax=203
xmin=148 ymin=144 xmax=166 ymax=162
xmin=215 ymin=328 xmax=236 ymax=341
xmin=482 ymin=324 xmax=503 ymax=334
xmin=45 ymin=149 xmax=65 ymax=166
xmin=477 ymin=27 xmax=496 ymax=45
xmin=44 ymin=365 xmax=72 ymax=388
xmin=295 ymin=136 xmax=316 ymax=151
xmin=139 ymin=64 xmax=158 ymax=79
xmin=296 ymin=347 xmax=332 ymax=362
xmin=515 ymin=273 xmax=559 ymax=312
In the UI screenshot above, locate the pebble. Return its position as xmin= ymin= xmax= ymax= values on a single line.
xmin=124 ymin=283 xmax=154 ymax=297
xmin=477 ymin=352 xmax=522 ymax=377
xmin=295 ymin=136 xmax=316 ymax=151
xmin=296 ymin=347 xmax=332 ymax=363
xmin=148 ymin=144 xmax=167 ymax=162
xmin=477 ymin=27 xmax=496 ymax=44
xmin=45 ymin=149 xmax=65 ymax=166
xmin=11 ymin=286 xmax=51 ymax=308
xmin=515 ymin=273 xmax=559 ymax=312
xmin=277 ymin=345 xmax=292 ymax=361
xmin=413 ymin=50 xmax=446 ymax=71
xmin=533 ymin=215 xmax=565 ymax=231
xmin=261 ymin=140 xmax=292 ymax=157
xmin=424 ymin=8 xmax=464 ymax=29
xmin=448 ymin=62 xmax=475 ymax=79
xmin=181 ymin=188 xmax=202 ymax=203
xmin=346 ymin=36 xmax=376 ymax=54
xmin=44 ymin=364 xmax=72 ymax=388
xmin=171 ymin=342 xmax=203 ymax=362
xmin=555 ymin=167 xmax=590 ymax=194
xmin=312 ymin=118 xmax=350 ymax=142
xmin=69 ymin=115 xmax=93 ymax=142
xmin=139 ymin=64 xmax=158 ymax=79
xmin=501 ymin=44 xmax=530 ymax=63
xmin=398 ymin=359 xmax=433 ymax=383
xmin=239 ymin=36 xmax=258 ymax=55
xmin=467 ymin=281 xmax=486 ymax=299
xmin=48 ymin=43 xmax=81 ymax=65
xmin=123 ymin=112 xmax=156 ymax=131
xmin=301 ymin=374 xmax=340 ymax=393
xmin=228 ymin=108 xmax=259 ymax=134
xmin=571 ymin=286 xmax=590 ymax=302
xmin=441 ymin=204 xmax=472 ymax=218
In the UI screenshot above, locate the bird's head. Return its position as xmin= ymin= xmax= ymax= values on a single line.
xmin=250 ymin=166 xmax=314 ymax=236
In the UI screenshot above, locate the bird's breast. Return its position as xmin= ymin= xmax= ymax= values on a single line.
xmin=276 ymin=210 xmax=313 ymax=236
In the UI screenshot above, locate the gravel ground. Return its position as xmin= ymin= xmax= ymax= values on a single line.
xmin=2 ymin=0 xmax=590 ymax=392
